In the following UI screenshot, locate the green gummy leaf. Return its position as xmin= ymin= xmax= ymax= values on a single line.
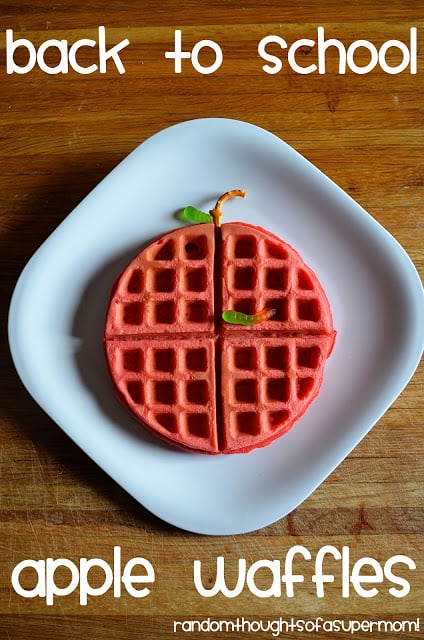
xmin=178 ymin=206 xmax=213 ymax=224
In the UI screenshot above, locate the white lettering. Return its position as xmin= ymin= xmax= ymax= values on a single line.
xmin=246 ymin=560 xmax=281 ymax=597
xmin=122 ymin=557 xmax=155 ymax=598
xmin=312 ymin=545 xmax=341 ymax=597
xmin=165 ymin=30 xmax=222 ymax=74
xmin=11 ymin=559 xmax=45 ymax=599
xmin=347 ymin=40 xmax=378 ymax=74
xmin=79 ymin=558 xmax=114 ymax=605
xmin=193 ymin=556 xmax=246 ymax=597
xmin=258 ymin=27 xmax=417 ymax=76
xmin=165 ymin=29 xmax=191 ymax=73
xmin=68 ymin=39 xmax=98 ymax=74
xmin=10 ymin=546 xmax=415 ymax=603
xmin=258 ymin=35 xmax=287 ymax=74
xmin=379 ymin=32 xmax=415 ymax=75
xmin=45 ymin=558 xmax=80 ymax=606
xmin=6 ymin=30 xmax=36 ymax=74
xmin=98 ymin=25 xmax=129 ymax=74
xmin=281 ymin=545 xmax=311 ymax=598
xmin=317 ymin=26 xmax=347 ymax=74
xmin=191 ymin=39 xmax=223 ymax=74
xmin=385 ymin=554 xmax=416 ymax=597
xmin=350 ymin=557 xmax=384 ymax=598
xmin=6 ymin=27 xmax=128 ymax=75
xmin=10 ymin=547 xmax=154 ymax=604
xmin=288 ymin=38 xmax=317 ymax=74
xmin=36 ymin=39 xmax=69 ymax=74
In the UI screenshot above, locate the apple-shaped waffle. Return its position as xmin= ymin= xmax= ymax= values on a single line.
xmin=104 ymin=190 xmax=336 ymax=454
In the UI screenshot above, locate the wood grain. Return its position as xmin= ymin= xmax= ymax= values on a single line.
xmin=1 ymin=1 xmax=423 ymax=638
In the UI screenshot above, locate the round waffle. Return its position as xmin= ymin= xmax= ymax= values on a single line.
xmin=104 ymin=193 xmax=336 ymax=454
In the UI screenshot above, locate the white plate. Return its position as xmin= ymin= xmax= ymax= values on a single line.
xmin=8 ymin=118 xmax=424 ymax=535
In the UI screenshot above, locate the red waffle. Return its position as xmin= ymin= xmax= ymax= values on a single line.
xmin=104 ymin=208 xmax=336 ymax=454
xmin=220 ymin=223 xmax=334 ymax=335
xmin=105 ymin=337 xmax=219 ymax=453
xmin=104 ymin=224 xmax=215 ymax=338
xmin=220 ymin=334 xmax=334 ymax=453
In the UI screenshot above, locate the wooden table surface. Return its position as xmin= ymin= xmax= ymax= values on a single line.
xmin=1 ymin=1 xmax=423 ymax=638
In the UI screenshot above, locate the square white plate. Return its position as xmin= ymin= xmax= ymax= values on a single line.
xmin=8 ymin=118 xmax=423 ymax=535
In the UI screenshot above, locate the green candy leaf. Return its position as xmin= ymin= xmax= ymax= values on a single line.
xmin=178 ymin=206 xmax=213 ymax=224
